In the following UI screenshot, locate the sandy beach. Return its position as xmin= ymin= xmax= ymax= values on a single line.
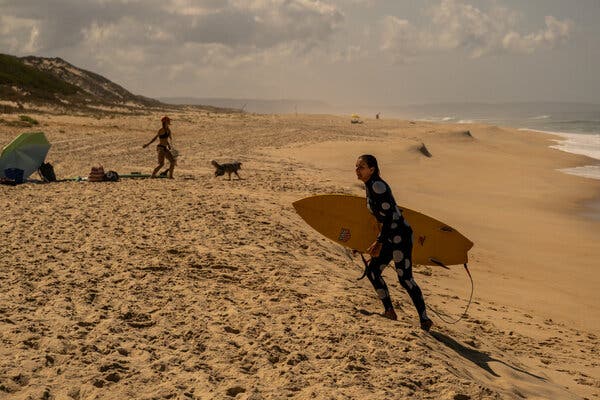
xmin=1 ymin=109 xmax=599 ymax=399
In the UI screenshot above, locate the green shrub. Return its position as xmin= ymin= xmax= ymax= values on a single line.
xmin=0 ymin=54 xmax=79 ymax=96
xmin=0 ymin=117 xmax=31 ymax=127
xmin=19 ymin=115 xmax=39 ymax=125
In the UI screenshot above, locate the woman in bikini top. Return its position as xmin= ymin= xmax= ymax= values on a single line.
xmin=143 ymin=116 xmax=176 ymax=178
xmin=158 ymin=128 xmax=170 ymax=140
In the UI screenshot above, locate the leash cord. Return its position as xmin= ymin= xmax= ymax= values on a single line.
xmin=426 ymin=263 xmax=474 ymax=324
xmin=354 ymin=253 xmax=474 ymax=325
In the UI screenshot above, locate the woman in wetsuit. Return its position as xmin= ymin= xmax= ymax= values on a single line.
xmin=143 ymin=116 xmax=176 ymax=178
xmin=356 ymin=154 xmax=433 ymax=331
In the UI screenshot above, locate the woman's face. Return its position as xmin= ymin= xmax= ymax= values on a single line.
xmin=355 ymin=158 xmax=375 ymax=183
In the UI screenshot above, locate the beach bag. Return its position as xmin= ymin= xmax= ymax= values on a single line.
xmin=38 ymin=162 xmax=57 ymax=182
xmin=4 ymin=168 xmax=24 ymax=184
xmin=88 ymin=165 xmax=105 ymax=182
xmin=104 ymin=170 xmax=119 ymax=182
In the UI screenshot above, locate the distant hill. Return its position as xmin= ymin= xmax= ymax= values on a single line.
xmin=160 ymin=97 xmax=333 ymax=114
xmin=0 ymin=53 xmax=162 ymax=113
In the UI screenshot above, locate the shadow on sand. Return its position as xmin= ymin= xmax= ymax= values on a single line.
xmin=430 ymin=331 xmax=546 ymax=380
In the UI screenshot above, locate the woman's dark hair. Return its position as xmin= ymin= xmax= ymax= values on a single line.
xmin=161 ymin=116 xmax=171 ymax=129
xmin=359 ymin=154 xmax=380 ymax=177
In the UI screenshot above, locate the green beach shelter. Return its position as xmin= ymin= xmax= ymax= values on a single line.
xmin=0 ymin=132 xmax=51 ymax=180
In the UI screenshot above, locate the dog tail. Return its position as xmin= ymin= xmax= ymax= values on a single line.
xmin=211 ymin=160 xmax=220 ymax=168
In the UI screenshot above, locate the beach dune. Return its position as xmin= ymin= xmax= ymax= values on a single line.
xmin=0 ymin=111 xmax=598 ymax=399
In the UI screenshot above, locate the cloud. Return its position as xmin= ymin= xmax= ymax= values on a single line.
xmin=0 ymin=0 xmax=343 ymax=54
xmin=380 ymin=0 xmax=572 ymax=62
xmin=0 ymin=0 xmax=347 ymax=94
xmin=380 ymin=16 xmax=420 ymax=63
xmin=502 ymin=16 xmax=572 ymax=54
xmin=0 ymin=15 xmax=41 ymax=54
xmin=0 ymin=0 xmax=580 ymax=102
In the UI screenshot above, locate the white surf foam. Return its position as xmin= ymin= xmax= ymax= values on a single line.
xmin=558 ymin=165 xmax=600 ymax=180
xmin=417 ymin=116 xmax=456 ymax=123
xmin=548 ymin=132 xmax=600 ymax=161
xmin=519 ymin=128 xmax=600 ymax=180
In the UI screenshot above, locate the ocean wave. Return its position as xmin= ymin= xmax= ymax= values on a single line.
xmin=519 ymin=129 xmax=600 ymax=180
xmin=416 ymin=116 xmax=455 ymax=123
xmin=531 ymin=115 xmax=551 ymax=120
xmin=553 ymin=119 xmax=600 ymax=123
xmin=559 ymin=165 xmax=600 ymax=181
xmin=547 ymin=132 xmax=600 ymax=161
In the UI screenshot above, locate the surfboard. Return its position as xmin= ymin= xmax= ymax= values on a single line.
xmin=293 ymin=194 xmax=473 ymax=266
xmin=119 ymin=173 xmax=168 ymax=179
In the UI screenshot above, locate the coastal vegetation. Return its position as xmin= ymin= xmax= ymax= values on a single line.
xmin=0 ymin=53 xmax=79 ymax=100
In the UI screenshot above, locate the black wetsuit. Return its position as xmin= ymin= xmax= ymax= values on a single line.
xmin=365 ymin=175 xmax=430 ymax=323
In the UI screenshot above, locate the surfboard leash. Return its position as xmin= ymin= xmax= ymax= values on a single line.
xmin=426 ymin=262 xmax=474 ymax=325
xmin=354 ymin=254 xmax=474 ymax=325
xmin=357 ymin=253 xmax=369 ymax=280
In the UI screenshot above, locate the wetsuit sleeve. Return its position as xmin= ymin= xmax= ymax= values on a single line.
xmin=370 ymin=180 xmax=395 ymax=243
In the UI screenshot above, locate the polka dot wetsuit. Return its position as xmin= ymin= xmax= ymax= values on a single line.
xmin=365 ymin=176 xmax=430 ymax=323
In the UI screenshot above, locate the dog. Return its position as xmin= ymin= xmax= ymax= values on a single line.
xmin=211 ymin=160 xmax=242 ymax=180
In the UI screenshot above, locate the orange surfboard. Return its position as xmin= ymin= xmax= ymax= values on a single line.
xmin=293 ymin=194 xmax=473 ymax=266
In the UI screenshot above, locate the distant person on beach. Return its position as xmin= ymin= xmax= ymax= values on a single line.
xmin=143 ymin=116 xmax=176 ymax=178
xmin=355 ymin=154 xmax=433 ymax=331
xmin=376 ymin=113 xmax=380 ymax=119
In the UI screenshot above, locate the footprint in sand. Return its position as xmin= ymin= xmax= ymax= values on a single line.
xmin=120 ymin=311 xmax=155 ymax=328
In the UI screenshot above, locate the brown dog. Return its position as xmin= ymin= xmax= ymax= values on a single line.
xmin=211 ymin=160 xmax=242 ymax=180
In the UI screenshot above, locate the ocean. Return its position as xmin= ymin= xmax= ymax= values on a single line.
xmin=358 ymin=101 xmax=600 ymax=219
xmin=403 ymin=105 xmax=600 ymax=181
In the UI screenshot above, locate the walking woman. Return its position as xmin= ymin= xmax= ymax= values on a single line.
xmin=143 ymin=116 xmax=176 ymax=178
xmin=355 ymin=154 xmax=433 ymax=331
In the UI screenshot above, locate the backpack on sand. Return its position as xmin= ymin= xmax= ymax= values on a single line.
xmin=104 ymin=170 xmax=119 ymax=182
xmin=38 ymin=162 xmax=57 ymax=182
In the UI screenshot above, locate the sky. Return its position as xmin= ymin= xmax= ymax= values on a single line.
xmin=1 ymin=0 xmax=599 ymax=107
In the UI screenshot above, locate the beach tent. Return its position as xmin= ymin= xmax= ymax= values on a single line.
xmin=0 ymin=132 xmax=51 ymax=180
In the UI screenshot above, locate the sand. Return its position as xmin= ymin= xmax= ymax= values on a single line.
xmin=0 ymin=110 xmax=599 ymax=399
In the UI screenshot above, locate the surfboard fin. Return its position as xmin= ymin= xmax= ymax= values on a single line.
xmin=429 ymin=258 xmax=451 ymax=270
